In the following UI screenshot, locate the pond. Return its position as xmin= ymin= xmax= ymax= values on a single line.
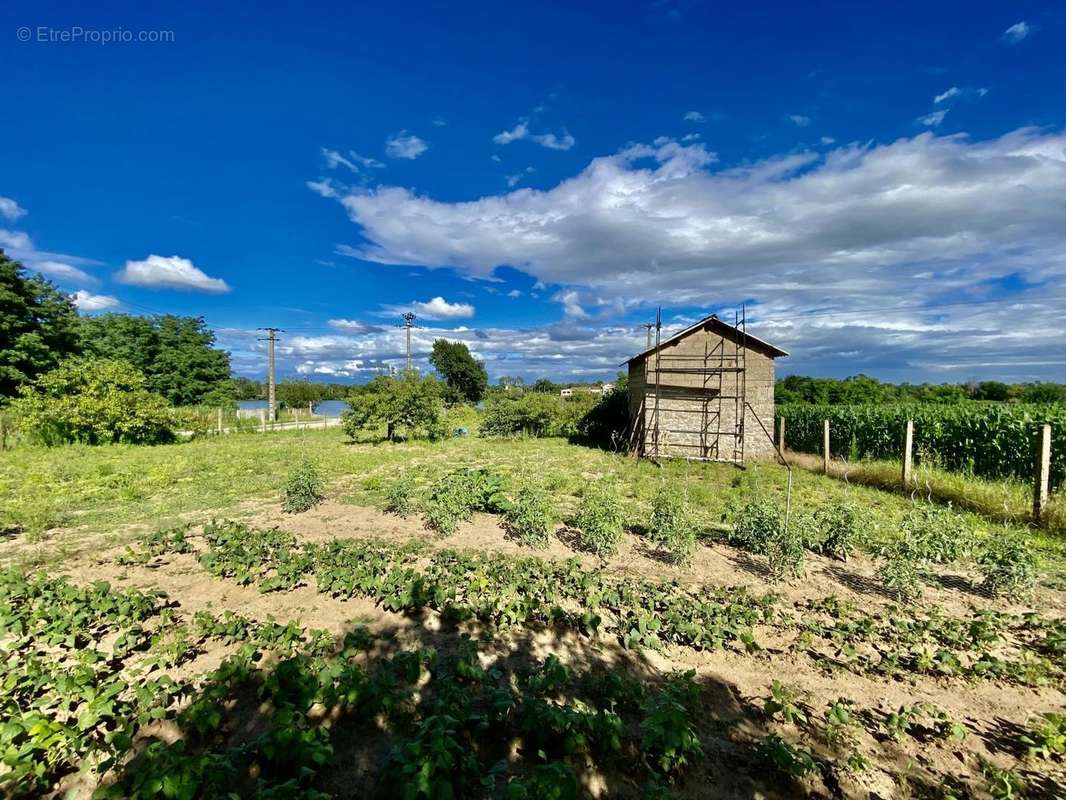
xmin=236 ymin=400 xmax=349 ymax=418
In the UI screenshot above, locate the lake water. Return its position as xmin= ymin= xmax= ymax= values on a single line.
xmin=237 ymin=399 xmax=349 ymax=418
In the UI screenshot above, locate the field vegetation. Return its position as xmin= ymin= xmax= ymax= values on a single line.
xmin=1 ymin=421 xmax=1064 ymax=798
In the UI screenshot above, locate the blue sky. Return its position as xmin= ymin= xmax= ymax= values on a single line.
xmin=2 ymin=1 xmax=1065 ymax=383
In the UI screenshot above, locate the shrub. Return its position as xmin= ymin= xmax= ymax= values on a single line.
xmin=283 ymin=460 xmax=324 ymax=513
xmin=726 ymin=497 xmax=782 ymax=554
xmin=901 ymin=504 xmax=973 ymax=564
xmin=10 ymin=357 xmax=175 ymax=445
xmin=878 ymin=539 xmax=927 ymax=601
xmin=382 ymin=476 xmax=416 ymax=517
xmin=504 ymin=486 xmax=556 ymax=549
xmin=812 ymin=499 xmax=866 ymax=561
xmin=573 ymin=386 xmax=630 ymax=449
xmin=647 ymin=488 xmax=697 ymax=565
xmin=575 ymin=485 xmax=626 ymax=556
xmin=479 ymin=393 xmax=592 ymax=438
xmin=976 ymin=536 xmax=1038 ymax=599
xmin=425 ymin=468 xmax=509 ymax=537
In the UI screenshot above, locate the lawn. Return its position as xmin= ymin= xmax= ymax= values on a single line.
xmin=1 ymin=428 xmax=1064 ymax=798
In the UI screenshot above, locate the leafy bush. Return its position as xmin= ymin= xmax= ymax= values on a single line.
xmin=812 ymin=499 xmax=866 ymax=560
xmin=727 ymin=497 xmax=804 ymax=580
xmin=573 ymin=386 xmax=630 ymax=449
xmin=382 ymin=474 xmax=416 ymax=516
xmin=976 ymin=536 xmax=1038 ymax=598
xmin=575 ymin=485 xmax=626 ymax=556
xmin=425 ymin=468 xmax=509 ymax=537
xmin=480 ymin=393 xmax=593 ymax=438
xmin=878 ymin=539 xmax=927 ymax=602
xmin=901 ymin=504 xmax=972 ymax=564
xmin=504 ymin=486 xmax=556 ymax=549
xmin=283 ymin=460 xmax=324 ymax=513
xmin=726 ymin=497 xmax=782 ymax=554
xmin=647 ymin=488 xmax=697 ymax=565
xmin=10 ymin=357 xmax=175 ymax=445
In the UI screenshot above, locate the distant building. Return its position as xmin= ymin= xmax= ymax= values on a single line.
xmin=560 ymin=383 xmax=615 ymax=398
xmin=623 ymin=313 xmax=787 ymax=462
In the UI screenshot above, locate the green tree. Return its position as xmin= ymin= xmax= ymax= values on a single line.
xmin=429 ymin=339 xmax=488 ymax=403
xmin=341 ymin=374 xmax=444 ymax=441
xmin=10 ymin=357 xmax=175 ymax=445
xmin=531 ymin=378 xmax=558 ymax=394
xmin=79 ymin=314 xmax=231 ymax=405
xmin=0 ymin=251 xmax=81 ymax=401
xmin=276 ymin=379 xmax=324 ymax=409
xmin=970 ymin=381 xmax=1011 ymax=401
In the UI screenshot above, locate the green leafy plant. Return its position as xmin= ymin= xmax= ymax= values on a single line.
xmin=504 ymin=485 xmax=556 ymax=549
xmin=726 ymin=496 xmax=782 ymax=554
xmin=757 ymin=734 xmax=818 ymax=778
xmin=1019 ymin=712 xmax=1065 ymax=761
xmin=976 ymin=536 xmax=1038 ymax=599
xmin=878 ymin=539 xmax=927 ymax=602
xmin=640 ymin=673 xmax=702 ymax=775
xmin=813 ymin=499 xmax=866 ymax=561
xmin=647 ymin=487 xmax=697 ymax=565
xmin=382 ymin=475 xmax=416 ymax=517
xmin=283 ymin=459 xmax=324 ymax=513
xmin=424 ymin=468 xmax=509 ymax=537
xmin=901 ymin=504 xmax=973 ymax=564
xmin=763 ymin=680 xmax=808 ymax=725
xmin=979 ymin=757 xmax=1027 ymax=800
xmin=575 ymin=484 xmax=626 ymax=556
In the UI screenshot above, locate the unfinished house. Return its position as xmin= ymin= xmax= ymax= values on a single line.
xmin=625 ymin=312 xmax=788 ymax=462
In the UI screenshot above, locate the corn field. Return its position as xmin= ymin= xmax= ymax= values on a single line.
xmin=777 ymin=403 xmax=1065 ymax=489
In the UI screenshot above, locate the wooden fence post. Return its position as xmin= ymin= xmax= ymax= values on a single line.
xmin=0 ymin=413 xmax=6 ymax=450
xmin=260 ymin=408 xmax=266 ymax=433
xmin=295 ymin=409 xmax=300 ymax=430
xmin=902 ymin=419 xmax=914 ymax=487
xmin=1034 ymin=424 xmax=1052 ymax=526
xmin=823 ymin=420 xmax=830 ymax=474
xmin=217 ymin=407 xmax=223 ymax=435
xmin=776 ymin=416 xmax=785 ymax=450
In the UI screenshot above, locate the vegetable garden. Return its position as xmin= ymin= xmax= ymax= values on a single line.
xmin=1 ymin=430 xmax=1064 ymax=798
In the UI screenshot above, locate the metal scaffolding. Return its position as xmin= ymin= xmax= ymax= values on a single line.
xmin=644 ymin=305 xmax=749 ymax=465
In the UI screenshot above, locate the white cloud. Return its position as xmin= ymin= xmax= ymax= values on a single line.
xmin=328 ymin=318 xmax=383 ymax=334
xmin=72 ymin=290 xmax=120 ymax=311
xmin=934 ymin=86 xmax=961 ymax=104
xmin=306 ymin=178 xmax=340 ymax=198
xmin=322 ymin=147 xmax=384 ymax=172
xmin=787 ymin=114 xmax=811 ymax=127
xmin=31 ymin=260 xmax=95 ymax=285
xmin=432 ymin=117 xmax=447 ymax=127
xmin=916 ymin=110 xmax=948 ymax=127
xmin=379 ymin=297 xmax=476 ymax=320
xmin=117 ymin=254 xmax=230 ymax=293
xmin=507 ymin=289 xmax=522 ymax=298
xmin=820 ymin=136 xmax=836 ymax=145
xmin=493 ymin=119 xmax=575 ymax=151
xmin=385 ymin=131 xmax=429 ymax=160
xmin=314 ymin=127 xmax=1066 ymax=383
xmin=0 ymin=197 xmax=27 ymax=221
xmin=683 ymin=111 xmax=705 ymax=122
xmin=1003 ymin=21 xmax=1030 ymax=44
xmin=0 ymin=229 xmax=33 ymax=250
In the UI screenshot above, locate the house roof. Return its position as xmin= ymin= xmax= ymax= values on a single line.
xmin=622 ymin=314 xmax=789 ymax=365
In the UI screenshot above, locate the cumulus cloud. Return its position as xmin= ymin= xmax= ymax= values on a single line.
xmin=493 ymin=119 xmax=575 ymax=150
xmin=1002 ymin=21 xmax=1030 ymax=44
xmin=385 ymin=132 xmax=429 ymax=160
xmin=820 ymin=136 xmax=836 ymax=145
xmin=683 ymin=111 xmax=705 ymax=122
xmin=0 ymin=223 xmax=100 ymax=284
xmin=380 ymin=296 xmax=475 ymax=320
xmin=71 ymin=290 xmax=120 ymax=311
xmin=787 ymin=114 xmax=811 ymax=127
xmin=0 ymin=229 xmax=33 ymax=250
xmin=117 ymin=254 xmax=230 ymax=293
xmin=0 ymin=196 xmax=26 ymax=221
xmin=916 ymin=110 xmax=948 ymax=127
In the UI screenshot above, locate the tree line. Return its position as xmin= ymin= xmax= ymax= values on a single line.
xmin=776 ymin=374 xmax=1066 ymax=405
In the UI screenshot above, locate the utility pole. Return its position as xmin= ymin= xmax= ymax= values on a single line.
xmin=402 ymin=312 xmax=417 ymax=374
xmin=257 ymin=327 xmax=283 ymax=422
xmin=641 ymin=322 xmax=655 ymax=350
